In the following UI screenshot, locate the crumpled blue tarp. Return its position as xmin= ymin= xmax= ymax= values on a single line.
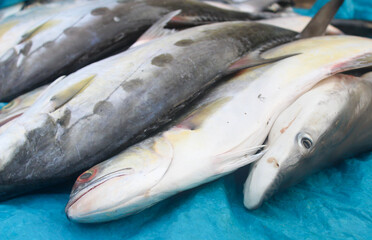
xmin=0 ymin=0 xmax=371 ymax=239
xmin=0 ymin=153 xmax=371 ymax=239
xmin=0 ymin=0 xmax=23 ymax=8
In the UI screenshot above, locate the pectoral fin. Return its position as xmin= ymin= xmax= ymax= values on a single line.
xmin=49 ymin=75 xmax=95 ymax=111
xmin=130 ymin=10 xmax=180 ymax=49
xmin=216 ymin=145 xmax=266 ymax=174
xmin=18 ymin=19 xmax=59 ymax=44
xmin=176 ymin=97 xmax=232 ymax=130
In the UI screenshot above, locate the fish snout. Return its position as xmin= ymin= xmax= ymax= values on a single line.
xmin=243 ymin=156 xmax=282 ymax=209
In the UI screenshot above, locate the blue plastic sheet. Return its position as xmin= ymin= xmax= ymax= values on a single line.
xmin=0 ymin=153 xmax=371 ymax=239
xmin=294 ymin=0 xmax=372 ymax=21
xmin=0 ymin=0 xmax=23 ymax=8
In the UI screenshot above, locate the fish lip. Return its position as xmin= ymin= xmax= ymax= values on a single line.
xmin=65 ymin=168 xmax=134 ymax=216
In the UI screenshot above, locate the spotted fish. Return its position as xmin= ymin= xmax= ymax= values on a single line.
xmin=0 ymin=0 xmax=274 ymax=101
xmin=0 ymin=0 xmax=344 ymax=200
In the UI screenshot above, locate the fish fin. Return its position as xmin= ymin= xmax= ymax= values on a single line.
xmin=225 ymin=52 xmax=300 ymax=75
xmin=130 ymin=10 xmax=181 ymax=49
xmin=49 ymin=75 xmax=95 ymax=111
xmin=18 ymin=20 xmax=54 ymax=44
xmin=332 ymin=53 xmax=372 ymax=73
xmin=176 ymin=97 xmax=232 ymax=130
xmin=216 ymin=145 xmax=266 ymax=173
xmin=299 ymin=0 xmax=344 ymax=39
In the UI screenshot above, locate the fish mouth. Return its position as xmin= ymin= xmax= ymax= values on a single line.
xmin=65 ymin=168 xmax=134 ymax=216
xmin=243 ymin=161 xmax=282 ymax=209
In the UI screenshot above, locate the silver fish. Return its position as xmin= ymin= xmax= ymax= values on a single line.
xmin=65 ymin=35 xmax=372 ymax=223
xmin=0 ymin=0 xmax=265 ymax=101
xmin=0 ymin=18 xmax=300 ymax=200
xmin=244 ymin=73 xmax=372 ymax=209
xmin=0 ymin=0 xmax=345 ymax=200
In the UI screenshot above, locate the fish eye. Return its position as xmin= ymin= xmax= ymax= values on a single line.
xmin=77 ymin=168 xmax=97 ymax=183
xmin=297 ymin=132 xmax=313 ymax=150
xmin=301 ymin=137 xmax=313 ymax=149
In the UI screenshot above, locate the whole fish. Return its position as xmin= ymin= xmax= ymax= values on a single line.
xmin=0 ymin=0 xmax=266 ymax=101
xmin=65 ymin=35 xmax=372 ymax=223
xmin=244 ymin=73 xmax=372 ymax=209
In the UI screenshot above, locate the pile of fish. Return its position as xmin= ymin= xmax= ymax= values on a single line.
xmin=0 ymin=0 xmax=371 ymax=224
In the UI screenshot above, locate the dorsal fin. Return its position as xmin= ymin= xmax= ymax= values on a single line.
xmin=130 ymin=10 xmax=181 ymax=49
xmin=299 ymin=0 xmax=344 ymax=39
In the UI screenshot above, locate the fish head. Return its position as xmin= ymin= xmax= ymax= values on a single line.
xmin=244 ymin=75 xmax=372 ymax=209
xmin=65 ymin=137 xmax=173 ymax=223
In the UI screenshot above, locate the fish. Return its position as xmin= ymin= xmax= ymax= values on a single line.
xmin=0 ymin=0 xmax=270 ymax=102
xmin=243 ymin=73 xmax=372 ymax=209
xmin=65 ymin=33 xmax=372 ymax=223
xmin=0 ymin=0 xmax=344 ymax=200
xmin=331 ymin=19 xmax=372 ymax=38
xmin=0 ymin=84 xmax=47 ymax=127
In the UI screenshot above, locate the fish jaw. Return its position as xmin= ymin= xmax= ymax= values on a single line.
xmin=66 ymin=174 xmax=145 ymax=223
xmin=243 ymin=143 xmax=292 ymax=209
